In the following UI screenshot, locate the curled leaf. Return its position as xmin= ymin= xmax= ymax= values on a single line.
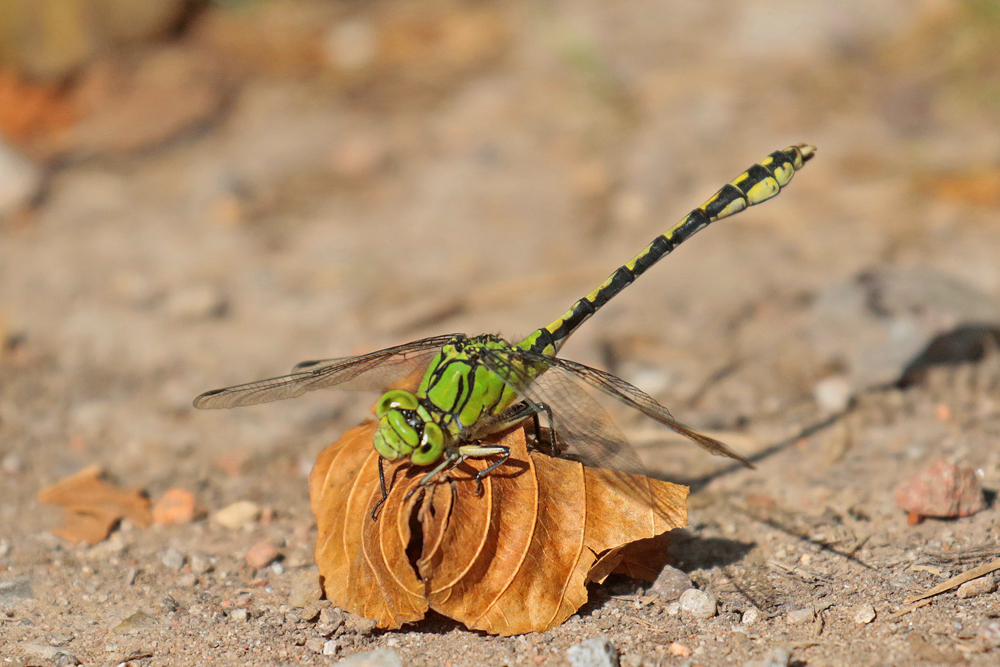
xmin=310 ymin=421 xmax=687 ymax=635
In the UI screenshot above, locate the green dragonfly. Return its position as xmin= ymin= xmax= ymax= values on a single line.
xmin=195 ymin=144 xmax=815 ymax=515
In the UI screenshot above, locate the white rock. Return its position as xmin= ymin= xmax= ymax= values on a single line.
xmin=566 ymin=636 xmax=619 ymax=667
xmin=161 ymin=548 xmax=185 ymax=571
xmin=742 ymin=607 xmax=761 ymax=626
xmin=679 ymin=589 xmax=717 ymax=619
xmin=0 ymin=143 xmax=41 ymax=219
xmin=813 ymin=375 xmax=852 ymax=413
xmin=229 ymin=608 xmax=248 ymax=622
xmin=785 ymin=607 xmax=813 ymax=625
xmin=853 ymin=603 xmax=876 ymax=624
xmin=213 ymin=501 xmax=261 ymax=529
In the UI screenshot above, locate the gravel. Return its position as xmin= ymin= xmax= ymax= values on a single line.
xmin=566 ymin=637 xmax=620 ymax=667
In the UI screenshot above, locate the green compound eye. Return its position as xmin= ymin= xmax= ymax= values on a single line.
xmin=410 ymin=421 xmax=444 ymax=466
xmin=375 ymin=389 xmax=418 ymax=418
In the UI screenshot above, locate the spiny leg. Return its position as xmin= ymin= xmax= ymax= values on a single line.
xmin=370 ymin=456 xmax=390 ymax=521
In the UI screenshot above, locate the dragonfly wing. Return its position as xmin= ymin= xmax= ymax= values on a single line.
xmin=518 ymin=352 xmax=753 ymax=468
xmin=476 ymin=350 xmax=644 ymax=474
xmin=193 ymin=334 xmax=456 ymax=409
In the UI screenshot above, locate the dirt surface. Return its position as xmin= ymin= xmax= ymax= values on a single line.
xmin=3 ymin=1 xmax=1000 ymax=665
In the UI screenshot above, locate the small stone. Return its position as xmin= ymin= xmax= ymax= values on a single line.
xmin=188 ymin=552 xmax=213 ymax=575
xmin=0 ymin=539 xmax=11 ymax=558
xmin=177 ymin=573 xmax=198 ymax=587
xmin=957 ymin=575 xmax=997 ymax=599
xmin=0 ymin=142 xmax=42 ymax=219
xmin=288 ymin=570 xmax=322 ymax=608
xmin=305 ymin=638 xmax=327 ymax=654
xmin=323 ymin=639 xmax=340 ymax=656
xmin=229 ymin=608 xmax=248 ymax=622
xmin=0 ymin=578 xmax=32 ymax=610
xmin=345 ymin=616 xmax=378 ymax=636
xmin=110 ymin=611 xmax=156 ymax=635
xmin=320 ymin=607 xmax=345 ymax=628
xmin=2 ymin=452 xmax=23 ymax=474
xmin=161 ymin=548 xmax=185 ymax=571
xmin=668 ymin=641 xmax=691 ymax=658
xmin=813 ymin=375 xmax=852 ymax=413
xmin=213 ymin=501 xmax=261 ymax=529
xmin=665 ymin=601 xmax=680 ymax=616
xmin=894 ymin=460 xmax=986 ymax=519
xmin=335 ymin=649 xmax=404 ymax=667
xmin=742 ymin=607 xmax=761 ymax=626
xmin=785 ymin=607 xmax=814 ymax=625
xmin=566 ymin=636 xmax=619 ymax=667
xmin=679 ymin=589 xmax=717 ymax=619
xmin=246 ymin=540 xmax=280 ymax=569
xmin=300 ymin=601 xmax=324 ymax=622
xmin=743 ymin=647 xmax=791 ymax=667
xmin=649 ymin=565 xmax=694 ymax=602
xmin=980 ymin=620 xmax=1000 ymax=649
xmin=853 ymin=603 xmax=876 ymax=624
xmin=21 ymin=644 xmax=79 ymax=665
xmin=152 ymin=488 xmax=198 ymax=525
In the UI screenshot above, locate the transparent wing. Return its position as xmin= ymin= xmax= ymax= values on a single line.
xmin=476 ymin=350 xmax=644 ymax=474
xmin=514 ymin=350 xmax=753 ymax=468
xmin=193 ymin=334 xmax=456 ymax=409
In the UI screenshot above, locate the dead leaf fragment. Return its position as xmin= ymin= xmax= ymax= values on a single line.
xmin=38 ymin=465 xmax=152 ymax=544
xmin=310 ymin=421 xmax=688 ymax=635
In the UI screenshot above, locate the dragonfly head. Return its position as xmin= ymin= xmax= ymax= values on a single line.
xmin=372 ymin=389 xmax=445 ymax=466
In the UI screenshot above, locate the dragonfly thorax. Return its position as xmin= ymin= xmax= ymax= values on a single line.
xmin=372 ymin=389 xmax=446 ymax=465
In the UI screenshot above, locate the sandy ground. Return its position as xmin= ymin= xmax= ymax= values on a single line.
xmin=3 ymin=1 xmax=1000 ymax=665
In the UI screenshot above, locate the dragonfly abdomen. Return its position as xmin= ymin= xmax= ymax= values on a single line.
xmin=519 ymin=144 xmax=815 ymax=354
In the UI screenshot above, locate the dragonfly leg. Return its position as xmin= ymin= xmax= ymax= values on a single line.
xmin=455 ymin=443 xmax=510 ymax=495
xmin=370 ymin=456 xmax=390 ymax=521
xmin=405 ymin=449 xmax=462 ymax=501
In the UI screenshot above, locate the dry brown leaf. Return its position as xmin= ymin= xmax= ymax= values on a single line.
xmin=37 ymin=465 xmax=153 ymax=544
xmin=310 ymin=421 xmax=687 ymax=635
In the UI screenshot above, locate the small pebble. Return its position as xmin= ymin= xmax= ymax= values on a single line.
xmin=649 ymin=565 xmax=694 ymax=602
xmin=345 ymin=616 xmax=378 ymax=636
xmin=679 ymin=589 xmax=717 ymax=619
xmin=785 ymin=607 xmax=813 ymax=625
xmin=0 ymin=539 xmax=12 ymax=558
xmin=161 ymin=548 xmax=185 ymax=571
xmin=246 ymin=540 xmax=280 ymax=569
xmin=665 ymin=602 xmax=680 ymax=616
xmin=668 ymin=641 xmax=691 ymax=658
xmin=813 ymin=375 xmax=852 ymax=413
xmin=566 ymin=636 xmax=619 ymax=667
xmin=1 ymin=452 xmax=22 ymax=474
xmin=188 ymin=553 xmax=213 ymax=575
xmin=305 ymin=638 xmax=327 ymax=655
xmin=956 ymin=575 xmax=997 ymax=599
xmin=323 ymin=639 xmax=339 ymax=656
xmin=742 ymin=608 xmax=761 ymax=626
xmin=894 ymin=460 xmax=986 ymax=518
xmin=213 ymin=501 xmax=261 ymax=529
xmin=288 ymin=570 xmax=322 ymax=608
xmin=320 ymin=607 xmax=345 ymax=629
xmin=853 ymin=603 xmax=876 ymax=624
xmin=229 ymin=608 xmax=248 ymax=622
xmin=21 ymin=644 xmax=79 ymax=665
xmin=177 ymin=573 xmax=198 ymax=587
xmin=336 ymin=649 xmax=404 ymax=667
xmin=152 ymin=488 xmax=198 ymax=525
xmin=0 ymin=141 xmax=42 ymax=218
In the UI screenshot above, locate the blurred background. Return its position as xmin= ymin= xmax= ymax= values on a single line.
xmin=2 ymin=0 xmax=1000 ymax=523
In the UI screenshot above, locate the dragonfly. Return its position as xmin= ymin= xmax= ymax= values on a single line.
xmin=195 ymin=144 xmax=816 ymax=517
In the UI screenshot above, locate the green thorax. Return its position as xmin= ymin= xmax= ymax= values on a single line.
xmin=415 ymin=334 xmax=544 ymax=439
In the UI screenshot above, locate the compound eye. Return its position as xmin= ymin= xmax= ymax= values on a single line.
xmin=376 ymin=389 xmax=418 ymax=418
xmin=411 ymin=422 xmax=444 ymax=466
